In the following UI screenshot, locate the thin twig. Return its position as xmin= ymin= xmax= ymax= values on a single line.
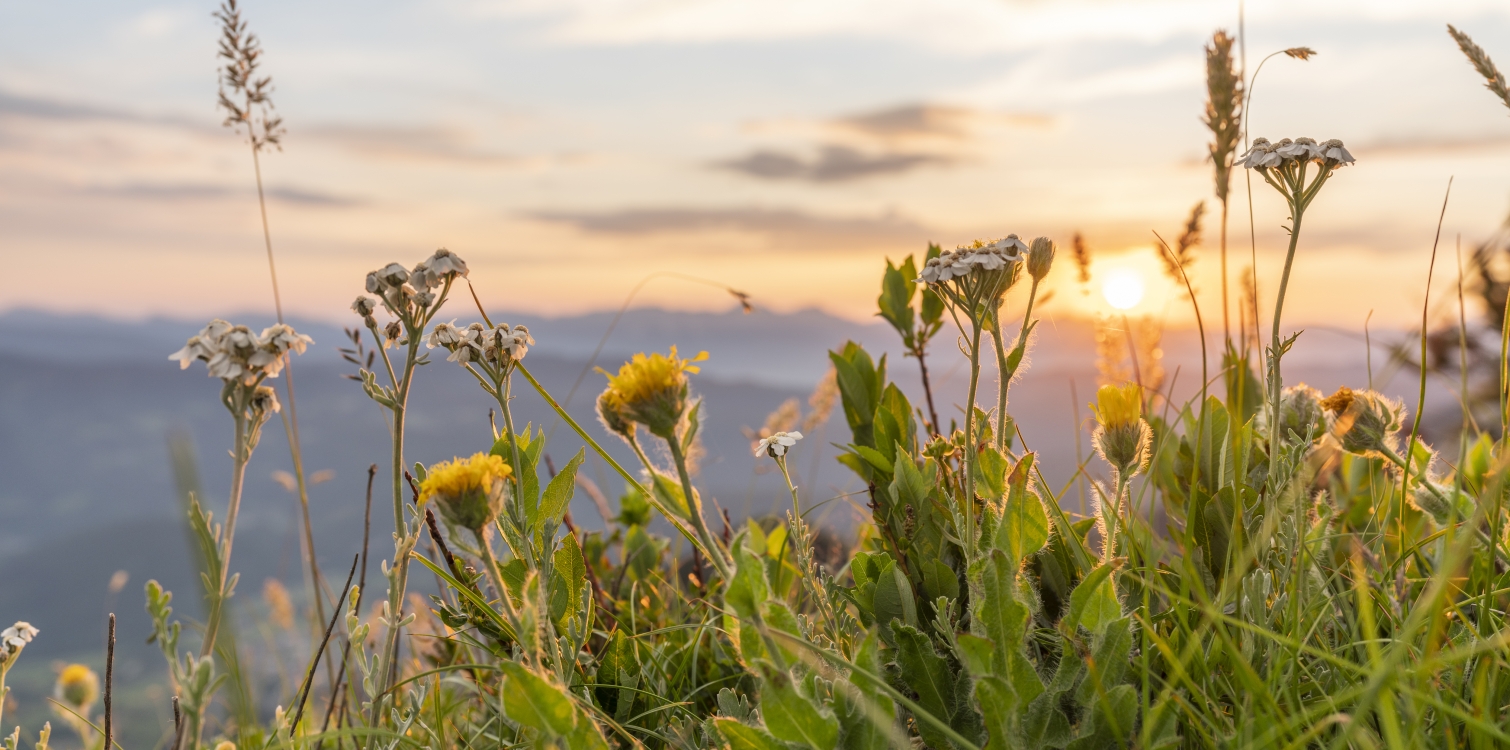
xmin=104 ymin=614 xmax=115 ymax=750
xmin=291 ymin=554 xmax=360 ymax=738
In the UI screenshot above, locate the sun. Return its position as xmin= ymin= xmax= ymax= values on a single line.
xmin=1102 ymin=269 xmax=1145 ymax=310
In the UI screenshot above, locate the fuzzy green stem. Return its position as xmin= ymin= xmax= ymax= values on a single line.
xmin=666 ymin=438 xmax=733 ymax=581
xmin=201 ymin=409 xmax=250 ymax=660
xmin=962 ymin=322 xmax=984 ymax=560
xmin=1266 ymin=202 xmax=1304 ymax=494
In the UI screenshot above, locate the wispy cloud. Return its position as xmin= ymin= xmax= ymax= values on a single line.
xmin=716 ymin=145 xmax=952 ymax=182
xmin=303 ymin=124 xmax=525 ymax=166
xmin=81 ymin=181 xmax=363 ymax=207
xmin=529 ymin=205 xmax=935 ymax=249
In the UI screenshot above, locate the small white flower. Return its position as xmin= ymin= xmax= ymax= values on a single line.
xmin=756 ymin=430 xmax=803 ymax=458
xmin=2 ymin=622 xmax=38 ymax=651
xmin=352 ymin=296 xmax=377 ymax=317
xmin=250 ymin=385 xmax=281 ymax=414
xmin=377 ymin=263 xmax=409 ymax=287
xmin=1237 ymin=138 xmax=1278 ymax=169
xmin=986 ymin=234 xmax=1028 ymax=257
xmin=1275 ymin=137 xmax=1321 ymax=161
xmin=1321 ymin=138 xmax=1355 ymax=166
xmin=259 ymin=325 xmax=312 ymax=355
xmin=427 ymin=321 xmax=462 ymax=349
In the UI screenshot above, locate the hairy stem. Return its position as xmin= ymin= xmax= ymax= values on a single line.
xmin=667 ymin=438 xmax=732 ymax=581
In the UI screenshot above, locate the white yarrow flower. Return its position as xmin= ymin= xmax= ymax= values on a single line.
xmin=1 ymin=621 xmax=38 ymax=651
xmin=1321 ymin=138 xmax=1355 ymax=166
xmin=428 ymin=321 xmax=462 ymax=349
xmin=756 ymin=431 xmax=803 ymax=458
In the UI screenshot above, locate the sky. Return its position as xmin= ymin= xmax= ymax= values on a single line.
xmin=4 ymin=0 xmax=1510 ymax=330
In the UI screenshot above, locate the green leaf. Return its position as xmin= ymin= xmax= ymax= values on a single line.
xmin=870 ymin=558 xmax=916 ymax=646
xmin=715 ymin=719 xmax=788 ymax=750
xmin=878 ymin=257 xmax=917 ymax=343
xmin=920 ymin=243 xmax=945 ymax=327
xmin=893 ymin=624 xmax=957 ymax=750
xmin=760 ymin=666 xmax=840 ymax=750
xmin=976 ymin=676 xmax=1020 ymax=750
xmin=593 ymin=630 xmax=639 ymax=722
xmin=955 ymin=633 xmax=995 ymax=679
xmin=996 ymin=454 xmax=1049 ymax=564
xmin=1063 ymin=563 xmax=1121 ymax=636
xmin=549 ymin=533 xmax=587 ymax=630
xmin=974 ymin=445 xmax=1008 ymax=501
xmin=499 ymin=661 xmax=577 ymax=737
xmin=535 ymin=449 xmax=585 ymax=535
xmin=682 ymin=398 xmax=703 ymax=453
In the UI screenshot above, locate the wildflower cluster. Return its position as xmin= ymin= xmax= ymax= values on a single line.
xmin=169 ymin=319 xmax=311 ymax=386
xmin=428 ymin=321 xmax=533 ymax=369
xmin=0 ymin=622 xmax=37 ymax=668
xmin=351 ymin=248 xmax=468 ymax=334
xmin=1239 ymin=137 xmax=1355 ymax=214
xmin=917 ymin=234 xmax=1027 ymax=310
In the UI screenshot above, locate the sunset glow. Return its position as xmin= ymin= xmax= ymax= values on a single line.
xmin=1102 ymin=269 xmax=1146 ymax=311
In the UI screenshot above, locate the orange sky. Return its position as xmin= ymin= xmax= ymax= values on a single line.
xmin=3 ymin=0 xmax=1510 ymax=331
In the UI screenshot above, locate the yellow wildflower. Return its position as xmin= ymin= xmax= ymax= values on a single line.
xmin=419 ymin=453 xmax=511 ymax=532
xmin=600 ymin=346 xmax=708 ymax=438
xmin=55 ymin=663 xmax=99 ymax=712
xmin=215 ymin=742 xmax=237 ymax=750
xmin=1091 ymin=383 xmax=1142 ymax=430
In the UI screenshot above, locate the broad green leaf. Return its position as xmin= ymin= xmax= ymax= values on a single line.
xmin=976 ymin=676 xmax=1020 ymax=750
xmin=499 ymin=661 xmax=576 ymax=737
xmin=878 ymin=257 xmax=917 ymax=343
xmin=593 ymin=630 xmax=639 ymax=721
xmin=871 ymin=559 xmax=916 ymax=645
xmin=534 ymin=449 xmax=585 ymax=534
xmin=974 ymin=445 xmax=1008 ymax=501
xmin=1063 ymin=563 xmax=1121 ymax=636
xmin=715 ymin=719 xmax=787 ymax=750
xmin=893 ymin=624 xmax=956 ymax=750
xmin=549 ymin=533 xmax=587 ymax=630
xmin=955 ymin=633 xmax=995 ymax=679
xmin=997 ymin=454 xmax=1049 ymax=564
xmin=760 ymin=667 xmax=840 ymax=750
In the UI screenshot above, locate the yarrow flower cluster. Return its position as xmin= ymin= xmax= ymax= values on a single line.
xmin=428 ymin=321 xmax=534 ymax=369
xmin=755 ymin=431 xmax=803 ymax=459
xmin=351 ymin=248 xmax=469 ymax=328
xmin=1236 ymin=137 xmax=1354 ymax=171
xmin=918 ymin=235 xmax=1027 ymax=285
xmin=169 ymin=319 xmax=312 ymax=386
xmin=0 ymin=621 xmax=37 ymax=666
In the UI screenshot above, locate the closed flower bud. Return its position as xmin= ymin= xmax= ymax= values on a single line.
xmin=1091 ymin=383 xmax=1151 ymax=478
xmin=1264 ymin=384 xmax=1326 ymax=445
xmin=250 ymin=385 xmax=281 ymax=416
xmin=55 ymin=664 xmax=99 ymax=713
xmin=1409 ymin=480 xmax=1471 ymax=525
xmin=1027 ymin=237 xmax=1056 ymax=281
xmin=419 ymin=453 xmax=511 ymax=534
xmin=1321 ymin=387 xmax=1403 ymax=457
xmin=597 ymin=389 xmax=635 ymax=439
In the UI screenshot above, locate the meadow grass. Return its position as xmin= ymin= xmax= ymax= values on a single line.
xmin=7 ymin=18 xmax=1510 ymax=750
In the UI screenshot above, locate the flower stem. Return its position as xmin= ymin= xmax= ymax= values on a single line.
xmin=1266 ymin=204 xmax=1304 ymax=492
xmin=667 ymin=438 xmax=732 ymax=581
xmin=201 ymin=410 xmax=250 ymax=659
xmin=962 ymin=322 xmax=984 ymax=559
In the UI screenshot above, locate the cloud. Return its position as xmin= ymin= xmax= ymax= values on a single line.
xmin=303 ymin=124 xmax=525 ymax=166
xmin=81 ymin=182 xmax=362 ymax=207
xmin=831 ymin=103 xmax=1048 ymax=144
xmin=717 ymin=102 xmax=1045 ymax=183
xmin=529 ymin=205 xmax=935 ymax=249
xmin=0 ymin=90 xmax=143 ymax=123
xmin=716 ymin=145 xmax=951 ymax=182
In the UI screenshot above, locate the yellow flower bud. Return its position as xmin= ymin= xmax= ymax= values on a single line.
xmin=55 ymin=664 xmax=99 ymax=712
xmin=1091 ymin=383 xmax=1142 ymax=431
